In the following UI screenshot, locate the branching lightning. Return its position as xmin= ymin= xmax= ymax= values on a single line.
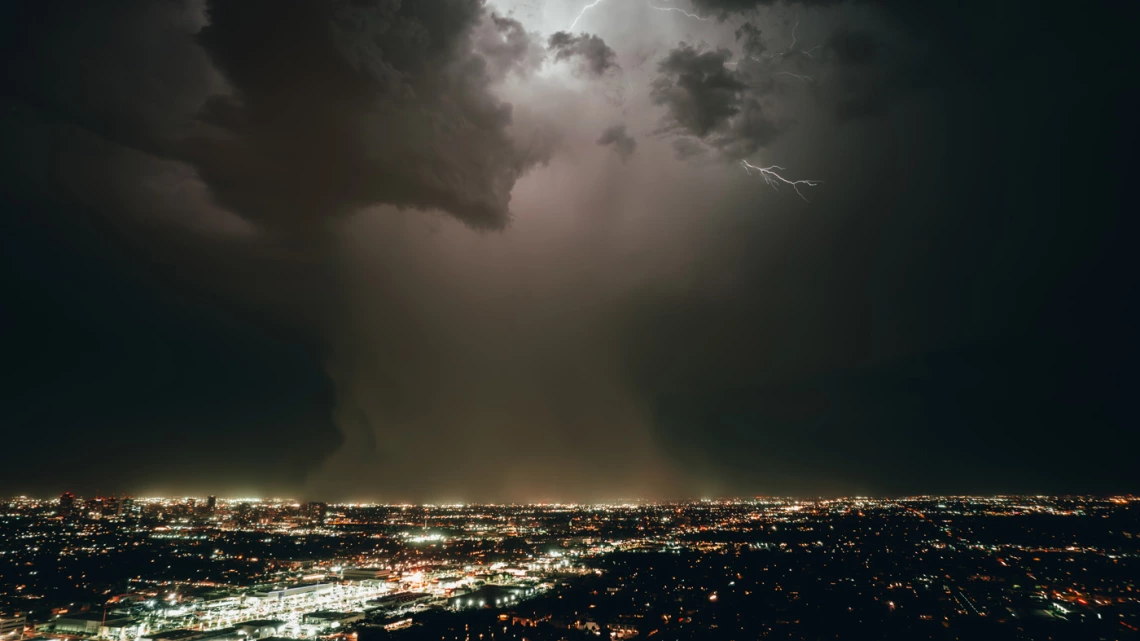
xmin=764 ymin=15 xmax=821 ymax=61
xmin=569 ymin=0 xmax=608 ymax=31
xmin=741 ymin=160 xmax=821 ymax=201
xmin=572 ymin=0 xmax=708 ymax=30
xmin=646 ymin=1 xmax=709 ymax=21
xmin=739 ymin=16 xmax=817 ymax=84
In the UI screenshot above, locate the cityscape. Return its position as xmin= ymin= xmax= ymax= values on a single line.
xmin=3 ymin=1 xmax=1136 ymax=641
xmin=2 ymin=495 xmax=1137 ymax=640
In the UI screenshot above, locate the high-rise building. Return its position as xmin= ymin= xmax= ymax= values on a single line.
xmin=206 ymin=495 xmax=217 ymax=514
xmin=306 ymin=502 xmax=328 ymax=524
xmin=59 ymin=492 xmax=75 ymax=518
xmin=85 ymin=495 xmax=103 ymax=518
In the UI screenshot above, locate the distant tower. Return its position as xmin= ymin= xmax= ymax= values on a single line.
xmin=59 ymin=492 xmax=75 ymax=518
xmin=207 ymin=495 xmax=217 ymax=514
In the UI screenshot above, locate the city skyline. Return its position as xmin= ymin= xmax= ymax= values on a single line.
xmin=11 ymin=490 xmax=1140 ymax=501
xmin=3 ymin=494 xmax=1137 ymax=640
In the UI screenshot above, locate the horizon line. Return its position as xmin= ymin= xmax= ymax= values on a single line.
xmin=7 ymin=493 xmax=1137 ymax=505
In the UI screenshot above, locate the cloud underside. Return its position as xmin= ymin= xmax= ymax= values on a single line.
xmin=4 ymin=0 xmax=556 ymax=231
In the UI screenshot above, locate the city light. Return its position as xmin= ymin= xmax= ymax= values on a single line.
xmin=1 ymin=495 xmax=1136 ymax=641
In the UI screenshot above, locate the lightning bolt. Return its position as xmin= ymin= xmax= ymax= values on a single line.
xmin=763 ymin=15 xmax=820 ymax=61
xmin=741 ymin=160 xmax=821 ymax=201
xmin=569 ymin=0 xmax=608 ymax=31
xmin=646 ymin=1 xmax=709 ymax=21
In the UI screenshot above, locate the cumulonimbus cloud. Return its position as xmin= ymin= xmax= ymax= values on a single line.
xmin=187 ymin=0 xmax=554 ymax=230
xmin=3 ymin=0 xmax=557 ymax=233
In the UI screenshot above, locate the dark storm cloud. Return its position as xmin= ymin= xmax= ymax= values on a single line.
xmin=0 ymin=0 xmax=559 ymax=496
xmin=2 ymin=0 xmax=1137 ymax=502
xmin=651 ymin=45 xmax=744 ymax=137
xmin=688 ymin=0 xmax=763 ymax=19
xmin=716 ymin=99 xmax=784 ymax=158
xmin=679 ymin=3 xmax=920 ymax=127
xmin=597 ymin=125 xmax=637 ymax=161
xmin=3 ymin=0 xmax=552 ymax=231
xmin=188 ymin=0 xmax=552 ymax=230
xmin=625 ymin=0 xmax=1140 ymax=496
xmin=547 ymin=31 xmax=620 ymax=76
xmin=651 ymin=44 xmax=784 ymax=159
xmin=691 ymin=0 xmax=845 ymax=20
xmin=735 ymin=22 xmax=766 ymax=58
xmin=0 ymin=1 xmax=216 ymax=163
xmin=680 ymin=4 xmax=920 ymax=126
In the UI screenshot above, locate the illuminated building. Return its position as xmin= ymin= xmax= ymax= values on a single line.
xmin=0 ymin=615 xmax=25 ymax=639
xmin=39 ymin=613 xmax=140 ymax=641
xmin=305 ymin=501 xmax=327 ymax=524
xmin=58 ymin=491 xmax=75 ymax=518
xmin=233 ymin=620 xmax=287 ymax=639
xmin=342 ymin=568 xmax=392 ymax=582
xmin=252 ymin=584 xmax=333 ymax=604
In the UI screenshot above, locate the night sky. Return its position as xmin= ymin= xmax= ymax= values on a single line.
xmin=1 ymin=0 xmax=1137 ymax=501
